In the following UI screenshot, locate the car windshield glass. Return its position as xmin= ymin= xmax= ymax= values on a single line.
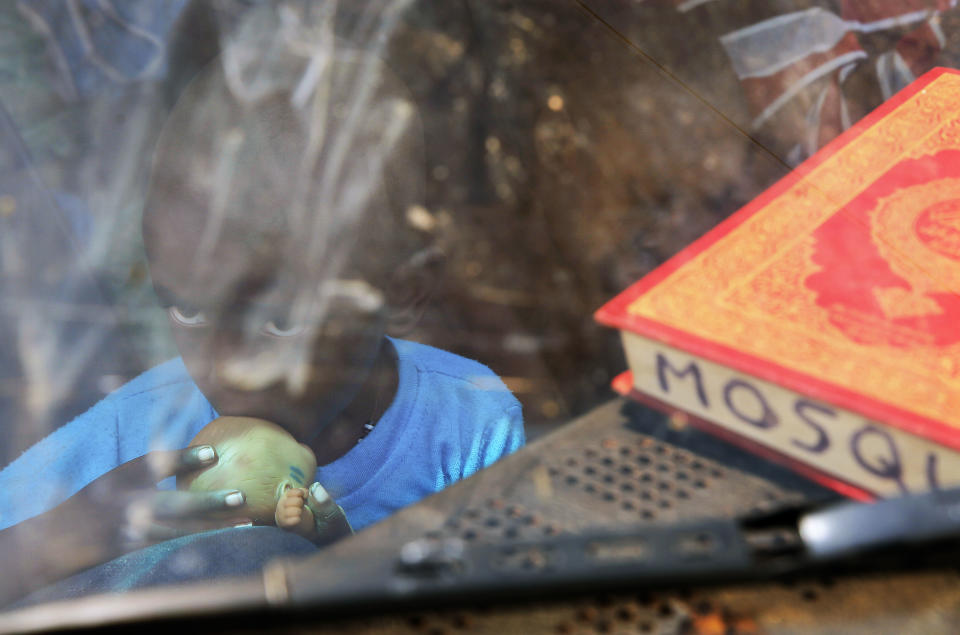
xmin=1 ymin=0 xmax=959 ymax=624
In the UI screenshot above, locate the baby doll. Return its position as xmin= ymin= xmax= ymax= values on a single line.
xmin=177 ymin=417 xmax=353 ymax=544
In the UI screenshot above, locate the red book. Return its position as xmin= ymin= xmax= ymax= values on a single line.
xmin=595 ymin=67 xmax=960 ymax=501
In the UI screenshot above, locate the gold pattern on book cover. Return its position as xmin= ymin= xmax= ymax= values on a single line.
xmin=626 ymin=73 xmax=960 ymax=429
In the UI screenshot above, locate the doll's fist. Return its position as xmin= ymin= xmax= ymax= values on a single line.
xmin=274 ymin=487 xmax=308 ymax=528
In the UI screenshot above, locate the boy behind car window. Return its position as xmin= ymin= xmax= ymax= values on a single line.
xmin=0 ymin=47 xmax=524 ymax=606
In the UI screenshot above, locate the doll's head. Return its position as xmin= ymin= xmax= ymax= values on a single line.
xmin=177 ymin=416 xmax=318 ymax=524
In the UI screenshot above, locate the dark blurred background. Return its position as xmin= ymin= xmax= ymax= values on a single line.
xmin=4 ymin=0 xmax=960 ymax=463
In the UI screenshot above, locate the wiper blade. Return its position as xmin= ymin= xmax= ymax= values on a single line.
xmin=369 ymin=486 xmax=960 ymax=605
xmin=798 ymin=487 xmax=960 ymax=560
xmin=6 ymin=487 xmax=958 ymax=634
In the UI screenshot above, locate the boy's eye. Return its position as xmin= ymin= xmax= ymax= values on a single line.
xmin=168 ymin=306 xmax=208 ymax=327
xmin=261 ymin=319 xmax=306 ymax=338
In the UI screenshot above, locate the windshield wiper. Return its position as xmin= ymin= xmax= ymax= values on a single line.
xmin=363 ymin=486 xmax=960 ymax=606
xmin=5 ymin=487 xmax=960 ymax=634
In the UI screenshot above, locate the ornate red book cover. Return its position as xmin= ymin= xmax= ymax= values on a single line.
xmin=596 ymin=67 xmax=960 ymax=453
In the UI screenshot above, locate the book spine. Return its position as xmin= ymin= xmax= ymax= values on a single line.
xmin=619 ymin=331 xmax=960 ymax=498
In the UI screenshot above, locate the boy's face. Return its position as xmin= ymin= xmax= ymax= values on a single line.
xmin=145 ymin=204 xmax=389 ymax=438
xmin=143 ymin=56 xmax=426 ymax=438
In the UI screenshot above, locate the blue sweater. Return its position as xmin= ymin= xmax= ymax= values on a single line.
xmin=0 ymin=338 xmax=524 ymax=531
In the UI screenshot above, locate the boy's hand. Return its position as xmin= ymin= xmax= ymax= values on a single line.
xmin=2 ymin=445 xmax=248 ymax=602
xmin=0 ymin=446 xmax=248 ymax=606
xmin=305 ymin=482 xmax=354 ymax=546
xmin=99 ymin=446 xmax=250 ymax=547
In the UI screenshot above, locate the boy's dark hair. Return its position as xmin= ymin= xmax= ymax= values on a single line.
xmin=144 ymin=32 xmax=430 ymax=290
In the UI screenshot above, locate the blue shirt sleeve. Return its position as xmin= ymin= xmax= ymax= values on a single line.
xmin=461 ymin=403 xmax=525 ymax=480
xmin=0 ymin=396 xmax=121 ymax=529
xmin=0 ymin=359 xmax=217 ymax=530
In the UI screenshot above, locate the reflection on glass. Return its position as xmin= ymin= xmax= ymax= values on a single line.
xmin=0 ymin=0 xmax=958 ymax=624
xmin=0 ymin=0 xmax=525 ymax=607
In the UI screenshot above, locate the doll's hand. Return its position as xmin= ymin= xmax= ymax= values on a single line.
xmin=275 ymin=487 xmax=310 ymax=531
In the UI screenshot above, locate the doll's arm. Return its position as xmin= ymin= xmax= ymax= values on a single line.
xmin=275 ymin=488 xmax=316 ymax=538
xmin=274 ymin=483 xmax=352 ymax=545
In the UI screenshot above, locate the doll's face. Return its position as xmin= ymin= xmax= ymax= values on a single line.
xmin=146 ymin=203 xmax=388 ymax=439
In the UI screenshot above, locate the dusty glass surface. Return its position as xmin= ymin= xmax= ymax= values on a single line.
xmin=0 ymin=0 xmax=958 ymax=616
